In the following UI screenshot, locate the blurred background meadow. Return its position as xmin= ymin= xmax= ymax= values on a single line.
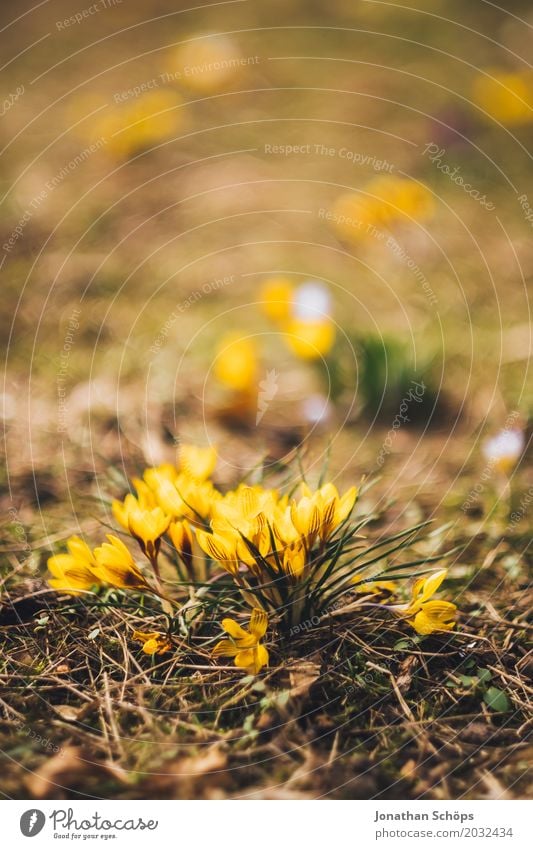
xmin=1 ymin=0 xmax=531 ymax=800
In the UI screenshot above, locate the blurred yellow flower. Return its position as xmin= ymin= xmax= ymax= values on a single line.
xmin=401 ymin=569 xmax=457 ymax=635
xmin=93 ymin=535 xmax=148 ymax=589
xmin=112 ymin=479 xmax=158 ymax=530
xmin=133 ymin=630 xmax=173 ymax=655
xmin=283 ymin=318 xmax=336 ymax=360
xmin=178 ymin=443 xmax=217 ymax=481
xmin=472 ymin=70 xmax=533 ymax=125
xmin=213 ymin=608 xmax=269 ymax=674
xmin=151 ymin=474 xmax=219 ymax=524
xmin=47 ymin=536 xmax=101 ymax=596
xmin=368 ymin=175 xmax=435 ymax=223
xmin=332 ymin=177 xmax=434 ymax=244
xmin=214 ymin=333 xmax=258 ymax=391
xmin=167 ymin=34 xmax=245 ymax=94
xmin=332 ymin=193 xmax=378 ymax=241
xmin=260 ymin=276 xmax=294 ymax=322
xmin=143 ymin=463 xmax=178 ymax=490
xmin=96 ymin=89 xmax=183 ymax=159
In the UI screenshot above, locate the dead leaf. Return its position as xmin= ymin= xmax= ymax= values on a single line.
xmin=52 ymin=704 xmax=79 ymax=721
xmin=396 ymin=655 xmax=419 ymax=694
xmin=147 ymin=745 xmax=228 ymax=799
xmin=289 ymin=660 xmax=321 ymax=698
xmin=26 ymin=746 xmax=129 ymax=798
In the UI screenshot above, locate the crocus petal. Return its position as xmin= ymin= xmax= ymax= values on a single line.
xmin=409 ymin=569 xmax=448 ymax=611
xmin=67 ymin=536 xmax=96 ymax=565
xmin=234 ymin=645 xmax=269 ymax=674
xmin=337 ymin=486 xmax=358 ymax=523
xmin=212 ymin=639 xmax=239 ymax=658
xmin=47 ymin=554 xmax=75 ymax=578
xmin=233 ymin=648 xmax=256 ymax=670
xmin=411 ymin=601 xmax=457 ymax=635
xmin=221 ymin=618 xmax=255 ymax=644
xmin=142 ymin=638 xmax=161 ymax=655
xmin=253 ymin=644 xmax=269 ymax=674
xmin=133 ymin=630 xmax=158 ymax=642
xmin=249 ymin=608 xmax=268 ymax=639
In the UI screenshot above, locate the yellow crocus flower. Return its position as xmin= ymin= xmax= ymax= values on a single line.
xmin=367 ymin=175 xmax=435 ymax=223
xmin=290 ymin=493 xmax=322 ymax=541
xmin=195 ymin=528 xmax=241 ymax=574
xmin=143 ymin=463 xmax=178 ymax=491
xmin=150 ymin=478 xmax=187 ymax=517
xmin=401 ymin=569 xmax=457 ymax=635
xmin=47 ymin=536 xmax=101 ymax=596
xmin=96 ymin=89 xmax=183 ymax=159
xmin=260 ymin=276 xmax=294 ymax=322
xmin=113 ymin=481 xmax=170 ymax=560
xmin=168 ymin=519 xmax=194 ymax=574
xmin=472 ymin=70 xmax=533 ymax=125
xmin=178 ymin=443 xmax=217 ymax=481
xmin=132 ymin=630 xmax=173 ymax=655
xmin=282 ymin=540 xmax=307 ymax=579
xmin=212 ymin=608 xmax=269 ymax=674
xmin=283 ymin=318 xmax=336 ymax=360
xmin=332 ymin=193 xmax=380 ymax=241
xmin=92 ymin=535 xmax=149 ymax=590
xmin=150 ymin=474 xmax=218 ymax=524
xmin=315 ymin=483 xmax=358 ymax=541
xmin=214 ymin=333 xmax=258 ymax=392
xmin=167 ymin=34 xmax=244 ymax=94
xmin=289 ymin=483 xmax=356 ymax=544
xmin=212 ymin=484 xmax=276 ymax=529
xmin=127 ymin=506 xmax=170 ymax=561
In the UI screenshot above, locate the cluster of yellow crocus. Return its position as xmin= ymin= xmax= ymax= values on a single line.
xmin=332 ymin=176 xmax=434 ymax=244
xmin=213 ymin=280 xmax=336 ymax=401
xmin=116 ymin=445 xmax=219 ymax=529
xmin=48 ymin=444 xmax=218 ymax=596
xmin=47 ymin=444 xmax=458 ymax=674
xmin=196 ymin=480 xmax=358 ymax=622
xmin=47 ymin=533 xmax=149 ymax=596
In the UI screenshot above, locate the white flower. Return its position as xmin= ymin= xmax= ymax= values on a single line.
xmin=482 ymin=428 xmax=525 ymax=472
xmin=293 ymin=281 xmax=331 ymax=321
xmin=302 ymin=394 xmax=332 ymax=425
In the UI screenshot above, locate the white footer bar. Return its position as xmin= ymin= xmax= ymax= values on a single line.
xmin=4 ymin=799 xmax=532 ymax=848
